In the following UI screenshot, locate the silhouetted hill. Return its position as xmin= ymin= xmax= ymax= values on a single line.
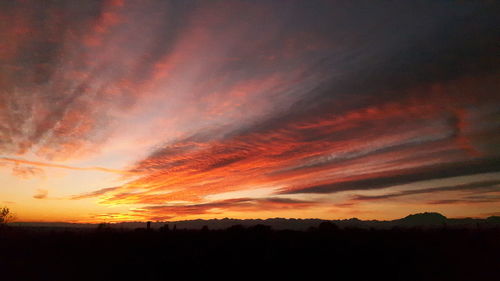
xmin=486 ymin=216 xmax=500 ymax=223
xmin=395 ymin=212 xmax=448 ymax=227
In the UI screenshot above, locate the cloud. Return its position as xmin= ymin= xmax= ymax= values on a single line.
xmin=70 ymin=186 xmax=120 ymax=200
xmin=480 ymin=211 xmax=500 ymax=217
xmin=98 ymin=1 xmax=500 ymax=206
xmin=0 ymin=157 xmax=135 ymax=175
xmin=1 ymin=0 xmax=497 ymax=162
xmin=0 ymin=0 xmax=196 ymax=160
xmin=352 ymin=180 xmax=500 ymax=201
xmin=11 ymin=165 xmax=44 ymax=179
xmin=428 ymin=196 xmax=500 ymax=205
xmin=131 ymin=197 xmax=318 ymax=220
xmin=284 ymin=159 xmax=500 ymax=195
xmin=33 ymin=189 xmax=48 ymax=199
xmin=99 ymin=78 xmax=500 ymax=206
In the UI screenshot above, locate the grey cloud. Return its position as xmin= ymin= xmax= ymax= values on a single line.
xmin=283 ymin=158 xmax=500 ymax=195
xmin=352 ymin=180 xmax=500 ymax=201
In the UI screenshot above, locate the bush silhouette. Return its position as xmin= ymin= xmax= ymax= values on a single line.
xmin=318 ymin=221 xmax=339 ymax=232
xmin=0 ymin=206 xmax=14 ymax=226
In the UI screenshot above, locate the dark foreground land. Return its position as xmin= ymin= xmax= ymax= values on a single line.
xmin=1 ymin=223 xmax=499 ymax=281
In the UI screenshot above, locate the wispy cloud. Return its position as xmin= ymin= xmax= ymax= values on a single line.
xmin=428 ymin=196 xmax=500 ymax=205
xmin=0 ymin=157 xmax=136 ymax=175
xmin=70 ymin=186 xmax=120 ymax=200
xmin=352 ymin=180 xmax=500 ymax=201
xmin=131 ymin=197 xmax=318 ymax=221
xmin=284 ymin=159 xmax=500 ymax=195
xmin=33 ymin=189 xmax=48 ymax=199
xmin=11 ymin=165 xmax=44 ymax=179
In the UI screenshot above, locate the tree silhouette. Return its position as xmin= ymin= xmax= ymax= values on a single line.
xmin=0 ymin=207 xmax=14 ymax=226
xmin=318 ymin=221 xmax=339 ymax=232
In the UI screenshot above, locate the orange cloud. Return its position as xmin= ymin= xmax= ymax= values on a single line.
xmin=91 ymin=74 xmax=500 ymax=214
xmin=11 ymin=165 xmax=44 ymax=179
xmin=130 ymin=197 xmax=318 ymax=221
xmin=33 ymin=189 xmax=48 ymax=199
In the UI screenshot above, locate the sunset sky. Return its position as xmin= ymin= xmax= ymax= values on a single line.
xmin=1 ymin=0 xmax=499 ymax=223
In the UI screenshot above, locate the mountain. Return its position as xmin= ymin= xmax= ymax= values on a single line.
xmin=486 ymin=216 xmax=500 ymax=223
xmin=395 ymin=212 xmax=448 ymax=227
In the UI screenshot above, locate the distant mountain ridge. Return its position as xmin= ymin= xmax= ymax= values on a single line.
xmin=10 ymin=212 xmax=500 ymax=230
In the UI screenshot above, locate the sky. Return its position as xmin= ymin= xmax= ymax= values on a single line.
xmin=1 ymin=0 xmax=499 ymax=223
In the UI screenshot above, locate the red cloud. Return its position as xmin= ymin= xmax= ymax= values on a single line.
xmin=94 ymin=75 xmax=500 ymax=211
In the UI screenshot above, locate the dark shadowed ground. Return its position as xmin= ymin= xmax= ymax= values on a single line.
xmin=1 ymin=217 xmax=499 ymax=281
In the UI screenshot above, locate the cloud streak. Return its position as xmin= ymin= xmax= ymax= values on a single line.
xmin=33 ymin=189 xmax=48 ymax=200
xmin=70 ymin=186 xmax=120 ymax=200
xmin=352 ymin=180 xmax=500 ymax=201
xmin=284 ymin=159 xmax=500 ymax=195
xmin=0 ymin=157 xmax=135 ymax=175
xmin=132 ymin=197 xmax=318 ymax=221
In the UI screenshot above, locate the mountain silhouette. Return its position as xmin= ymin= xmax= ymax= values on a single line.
xmin=396 ymin=212 xmax=448 ymax=226
xmin=485 ymin=216 xmax=500 ymax=224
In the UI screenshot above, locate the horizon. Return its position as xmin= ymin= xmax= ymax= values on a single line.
xmin=1 ymin=0 xmax=499 ymax=223
xmin=9 ymin=211 xmax=499 ymax=225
